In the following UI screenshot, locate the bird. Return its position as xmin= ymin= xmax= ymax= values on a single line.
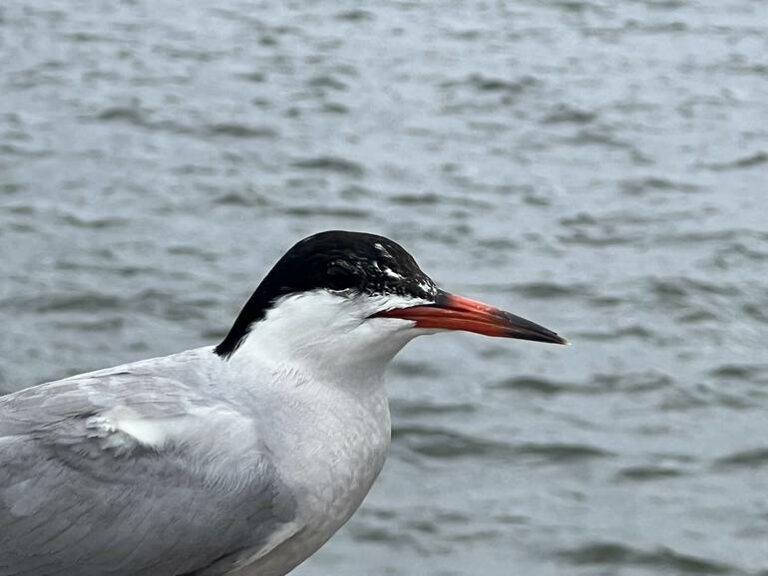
xmin=0 ymin=230 xmax=567 ymax=576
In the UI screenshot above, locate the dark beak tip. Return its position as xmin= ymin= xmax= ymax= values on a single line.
xmin=525 ymin=332 xmax=570 ymax=346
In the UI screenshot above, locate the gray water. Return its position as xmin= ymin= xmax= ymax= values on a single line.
xmin=1 ymin=1 xmax=767 ymax=574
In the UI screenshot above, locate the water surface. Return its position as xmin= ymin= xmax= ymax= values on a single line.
xmin=1 ymin=1 xmax=767 ymax=574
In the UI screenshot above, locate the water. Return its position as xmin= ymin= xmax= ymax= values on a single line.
xmin=1 ymin=1 xmax=767 ymax=574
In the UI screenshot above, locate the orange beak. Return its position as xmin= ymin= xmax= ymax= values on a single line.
xmin=374 ymin=292 xmax=568 ymax=345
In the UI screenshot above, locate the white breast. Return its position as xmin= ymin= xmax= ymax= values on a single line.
xmin=236 ymin=380 xmax=391 ymax=576
xmin=281 ymin=382 xmax=391 ymax=536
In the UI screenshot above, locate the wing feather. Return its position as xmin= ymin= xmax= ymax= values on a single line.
xmin=0 ymin=364 xmax=297 ymax=576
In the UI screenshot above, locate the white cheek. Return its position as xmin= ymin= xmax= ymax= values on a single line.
xmin=232 ymin=290 xmax=433 ymax=379
xmin=366 ymin=316 xmax=416 ymax=333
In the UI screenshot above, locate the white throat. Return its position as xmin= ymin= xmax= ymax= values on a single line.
xmin=227 ymin=290 xmax=428 ymax=388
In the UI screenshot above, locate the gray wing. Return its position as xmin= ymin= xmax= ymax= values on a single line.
xmin=0 ymin=367 xmax=296 ymax=576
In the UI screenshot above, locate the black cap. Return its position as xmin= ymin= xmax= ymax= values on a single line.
xmin=215 ymin=231 xmax=438 ymax=358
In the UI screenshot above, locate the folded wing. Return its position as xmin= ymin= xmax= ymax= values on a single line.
xmin=0 ymin=368 xmax=297 ymax=576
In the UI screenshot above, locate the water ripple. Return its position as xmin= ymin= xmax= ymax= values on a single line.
xmin=557 ymin=542 xmax=738 ymax=574
xmin=614 ymin=465 xmax=688 ymax=482
xmin=714 ymin=448 xmax=768 ymax=470
xmin=393 ymin=425 xmax=613 ymax=462
xmin=204 ymin=123 xmax=277 ymax=139
xmin=705 ymin=151 xmax=768 ymax=171
xmin=292 ymin=156 xmax=365 ymax=177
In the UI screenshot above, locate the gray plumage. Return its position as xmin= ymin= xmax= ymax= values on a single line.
xmin=0 ymin=350 xmax=296 ymax=576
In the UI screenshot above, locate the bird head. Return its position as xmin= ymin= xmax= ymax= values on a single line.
xmin=216 ymin=231 xmax=566 ymax=380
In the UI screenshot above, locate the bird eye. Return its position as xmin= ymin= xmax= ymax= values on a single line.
xmin=326 ymin=262 xmax=356 ymax=291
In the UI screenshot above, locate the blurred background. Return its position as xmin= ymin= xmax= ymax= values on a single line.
xmin=1 ymin=1 xmax=767 ymax=575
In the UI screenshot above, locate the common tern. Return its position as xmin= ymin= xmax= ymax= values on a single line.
xmin=0 ymin=230 xmax=566 ymax=576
